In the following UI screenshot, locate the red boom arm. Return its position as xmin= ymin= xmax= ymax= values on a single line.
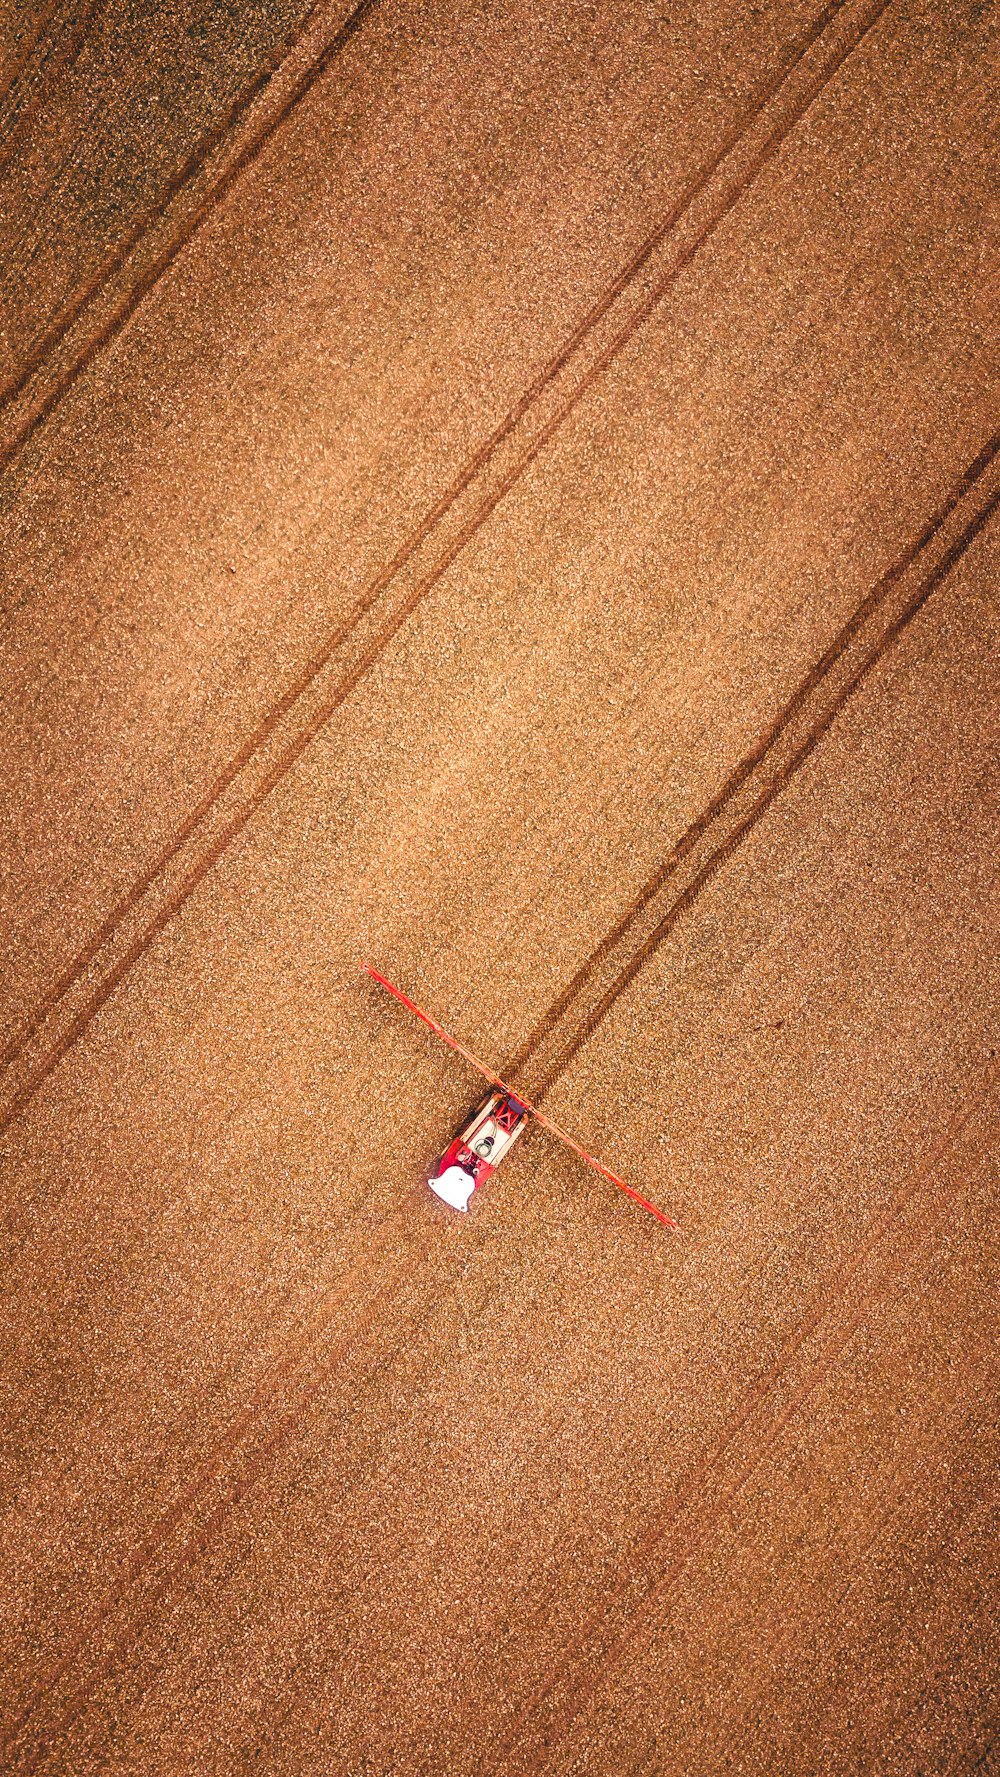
xmin=364 ymin=964 xmax=678 ymax=1229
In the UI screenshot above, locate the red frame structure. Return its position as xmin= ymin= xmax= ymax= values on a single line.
xmin=364 ymin=963 xmax=678 ymax=1229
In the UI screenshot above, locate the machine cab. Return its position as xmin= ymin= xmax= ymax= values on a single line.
xmin=428 ymin=1089 xmax=529 ymax=1211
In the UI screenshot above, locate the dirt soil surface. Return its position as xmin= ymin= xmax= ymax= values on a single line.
xmin=2 ymin=2 xmax=998 ymax=1773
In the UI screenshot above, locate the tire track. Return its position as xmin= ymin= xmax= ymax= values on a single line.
xmin=802 ymin=1409 xmax=999 ymax=1777
xmin=6 ymin=834 xmax=991 ymax=1772
xmin=470 ymin=452 xmax=1000 ymax=1749
xmin=0 ymin=0 xmax=101 ymax=179
xmin=0 ymin=69 xmax=109 ymax=313
xmin=729 ymin=1371 xmax=992 ymax=1762
xmin=512 ymin=431 xmax=1000 ymax=1104
xmin=0 ymin=0 xmax=321 ymax=325
xmin=0 ymin=0 xmax=63 ymax=125
xmin=4 ymin=481 xmax=994 ymax=1768
xmin=0 ymin=0 xmax=375 ymax=453
xmin=0 ymin=1 xmax=990 ymax=1764
xmin=480 ymin=1065 xmax=998 ymax=1775
xmin=0 ymin=1201 xmax=435 ymax=1767
xmin=0 ymin=0 xmax=892 ymax=1137
xmin=10 ymin=936 xmax=977 ymax=1766
xmin=0 ymin=0 xmax=847 ymax=463
xmin=0 ymin=0 xmax=845 ymax=643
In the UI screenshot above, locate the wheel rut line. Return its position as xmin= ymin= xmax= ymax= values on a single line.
xmin=0 ymin=33 xmax=132 ymax=317
xmin=482 ymin=1068 xmax=996 ymax=1773
xmin=0 ymin=1214 xmax=427 ymax=1763
xmin=0 ymin=0 xmax=103 ymax=179
xmin=6 ymin=1065 xmax=984 ymax=1771
xmin=6 ymin=1082 xmax=991 ymax=1761
xmin=0 ymin=0 xmax=64 ymax=120
xmin=0 ymin=0 xmax=844 ymax=639
xmin=0 ymin=0 xmax=375 ymax=451
xmin=514 ymin=438 xmax=1000 ymax=1105
xmin=0 ymin=0 xmax=67 ymax=135
xmin=505 ymin=429 xmax=1000 ymax=1084
xmin=0 ymin=0 xmax=850 ymax=465
xmin=0 ymin=0 xmax=891 ymax=1134
xmin=10 ymin=422 xmax=989 ymax=1172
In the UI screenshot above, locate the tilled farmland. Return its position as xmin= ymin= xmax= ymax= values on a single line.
xmin=1 ymin=3 xmax=998 ymax=1772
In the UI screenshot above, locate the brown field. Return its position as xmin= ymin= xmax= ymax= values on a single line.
xmin=1 ymin=2 xmax=998 ymax=1772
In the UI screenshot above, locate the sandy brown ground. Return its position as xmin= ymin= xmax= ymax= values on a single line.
xmin=1 ymin=2 xmax=998 ymax=1773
